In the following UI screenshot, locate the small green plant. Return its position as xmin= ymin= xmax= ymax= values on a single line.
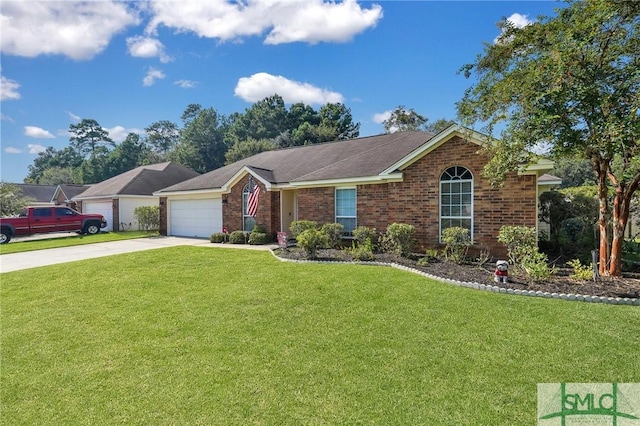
xmin=349 ymin=238 xmax=375 ymax=261
xmin=133 ymin=206 xmax=160 ymax=231
xmin=441 ymin=226 xmax=471 ymax=264
xmin=289 ymin=220 xmax=318 ymax=238
xmin=296 ymin=228 xmax=329 ymax=259
xmin=229 ymin=230 xmax=248 ymax=244
xmin=497 ymin=226 xmax=538 ymax=266
xmin=352 ymin=226 xmax=378 ymax=249
xmin=380 ymin=223 xmax=415 ymax=256
xmin=566 ymin=259 xmax=593 ymax=281
xmin=320 ymin=223 xmax=344 ymax=248
xmin=522 ymin=251 xmax=556 ymax=283
xmin=210 ymin=232 xmax=228 ymax=243
xmin=418 ymin=248 xmax=440 ymax=266
xmin=249 ymin=232 xmax=270 ymax=245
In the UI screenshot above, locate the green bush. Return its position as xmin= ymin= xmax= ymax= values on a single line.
xmin=348 ymin=238 xmax=375 ymax=261
xmin=289 ymin=220 xmax=318 ymax=238
xmin=352 ymin=226 xmax=378 ymax=250
xmin=249 ymin=232 xmax=270 ymax=245
xmin=566 ymin=259 xmax=593 ymax=281
xmin=133 ymin=206 xmax=160 ymax=231
xmin=441 ymin=226 xmax=471 ymax=264
xmin=320 ymin=223 xmax=344 ymax=248
xmin=296 ymin=228 xmax=329 ymax=259
xmin=497 ymin=226 xmax=538 ymax=266
xmin=380 ymin=223 xmax=415 ymax=256
xmin=210 ymin=232 xmax=228 ymax=243
xmin=229 ymin=230 xmax=248 ymax=244
xmin=523 ymin=251 xmax=555 ymax=282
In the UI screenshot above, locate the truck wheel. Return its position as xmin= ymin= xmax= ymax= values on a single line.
xmin=84 ymin=223 xmax=100 ymax=235
xmin=0 ymin=229 xmax=12 ymax=244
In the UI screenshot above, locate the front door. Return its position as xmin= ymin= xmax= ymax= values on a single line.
xmin=280 ymin=190 xmax=297 ymax=234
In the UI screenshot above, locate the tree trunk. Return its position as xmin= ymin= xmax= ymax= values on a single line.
xmin=608 ymin=184 xmax=628 ymax=276
xmin=596 ymin=159 xmax=610 ymax=276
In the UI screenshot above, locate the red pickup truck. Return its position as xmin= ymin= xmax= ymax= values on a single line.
xmin=0 ymin=206 xmax=108 ymax=244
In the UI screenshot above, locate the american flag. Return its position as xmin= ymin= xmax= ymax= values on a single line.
xmin=247 ymin=176 xmax=260 ymax=217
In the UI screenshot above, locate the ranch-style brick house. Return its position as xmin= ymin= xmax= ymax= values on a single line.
xmin=156 ymin=125 xmax=555 ymax=256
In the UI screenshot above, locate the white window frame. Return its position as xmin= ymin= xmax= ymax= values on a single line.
xmin=439 ymin=166 xmax=474 ymax=243
xmin=335 ymin=187 xmax=357 ymax=233
xmin=242 ymin=184 xmax=256 ymax=232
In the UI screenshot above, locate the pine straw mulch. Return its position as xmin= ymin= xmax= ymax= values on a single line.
xmin=274 ymin=248 xmax=640 ymax=299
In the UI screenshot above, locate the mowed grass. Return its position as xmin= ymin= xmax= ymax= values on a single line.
xmin=2 ymin=247 xmax=638 ymax=425
xmin=0 ymin=231 xmax=157 ymax=255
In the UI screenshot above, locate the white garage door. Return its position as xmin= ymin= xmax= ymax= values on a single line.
xmin=170 ymin=199 xmax=222 ymax=238
xmin=83 ymin=202 xmax=113 ymax=231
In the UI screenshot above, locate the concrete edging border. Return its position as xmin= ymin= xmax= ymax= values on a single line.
xmin=270 ymin=249 xmax=640 ymax=306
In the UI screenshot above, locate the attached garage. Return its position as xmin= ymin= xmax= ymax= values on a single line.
xmin=169 ymin=199 xmax=222 ymax=238
xmin=83 ymin=201 xmax=113 ymax=231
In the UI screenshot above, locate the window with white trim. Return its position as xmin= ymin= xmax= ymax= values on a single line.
xmin=440 ymin=166 xmax=473 ymax=240
xmin=242 ymin=184 xmax=256 ymax=232
xmin=335 ymin=188 xmax=356 ymax=233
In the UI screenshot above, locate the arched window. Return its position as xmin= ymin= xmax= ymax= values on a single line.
xmin=440 ymin=166 xmax=473 ymax=241
xmin=242 ymin=184 xmax=256 ymax=232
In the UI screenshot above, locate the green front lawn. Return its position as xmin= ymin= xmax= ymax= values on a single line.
xmin=0 ymin=231 xmax=157 ymax=255
xmin=2 ymin=247 xmax=638 ymax=424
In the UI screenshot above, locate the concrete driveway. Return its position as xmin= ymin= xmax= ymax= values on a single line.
xmin=0 ymin=236 xmax=277 ymax=273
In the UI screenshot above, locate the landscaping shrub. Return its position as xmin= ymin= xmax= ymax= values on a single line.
xmin=133 ymin=206 xmax=160 ymax=231
xmin=289 ymin=220 xmax=318 ymax=238
xmin=441 ymin=226 xmax=471 ymax=264
xmin=210 ymin=232 xmax=228 ymax=243
xmin=352 ymin=226 xmax=378 ymax=250
xmin=296 ymin=228 xmax=328 ymax=259
xmin=249 ymin=232 xmax=270 ymax=245
xmin=229 ymin=230 xmax=248 ymax=244
xmin=566 ymin=258 xmax=593 ymax=281
xmin=320 ymin=223 xmax=344 ymax=248
xmin=498 ymin=225 xmax=555 ymax=282
xmin=380 ymin=223 xmax=415 ymax=256
xmin=348 ymin=238 xmax=375 ymax=261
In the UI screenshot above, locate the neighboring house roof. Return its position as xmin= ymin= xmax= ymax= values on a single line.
xmin=538 ymin=174 xmax=563 ymax=186
xmin=15 ymin=184 xmax=58 ymax=203
xmin=55 ymin=184 xmax=90 ymax=202
xmin=74 ymin=162 xmax=200 ymax=199
xmin=157 ymin=125 xmax=555 ymax=195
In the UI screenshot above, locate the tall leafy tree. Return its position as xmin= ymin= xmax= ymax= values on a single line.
xmin=225 ymin=138 xmax=276 ymax=164
xmin=145 ymin=120 xmax=180 ymax=155
xmin=104 ymin=133 xmax=150 ymax=177
xmin=458 ymin=0 xmax=640 ymax=276
xmin=172 ymin=105 xmax=229 ymax=173
xmin=25 ymin=146 xmax=83 ymax=184
xmin=0 ymin=182 xmax=34 ymax=216
xmin=69 ymin=119 xmax=115 ymax=158
xmin=383 ymin=105 xmax=427 ymax=133
xmin=318 ymin=103 xmax=360 ymax=140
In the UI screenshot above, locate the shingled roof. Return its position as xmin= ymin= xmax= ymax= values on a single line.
xmin=74 ymin=162 xmax=199 ymax=199
xmin=158 ymin=131 xmax=436 ymax=193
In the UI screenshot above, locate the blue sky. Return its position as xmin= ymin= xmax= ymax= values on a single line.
xmin=0 ymin=0 xmax=559 ymax=183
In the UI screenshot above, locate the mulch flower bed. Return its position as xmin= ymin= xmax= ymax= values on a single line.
xmin=274 ymin=248 xmax=640 ymax=299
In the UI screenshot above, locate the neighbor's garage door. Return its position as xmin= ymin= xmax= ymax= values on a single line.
xmin=170 ymin=199 xmax=222 ymax=238
xmin=83 ymin=202 xmax=113 ymax=231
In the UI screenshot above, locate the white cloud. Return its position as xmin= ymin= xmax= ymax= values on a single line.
xmin=4 ymin=147 xmax=22 ymax=154
xmin=24 ymin=126 xmax=55 ymax=139
xmin=0 ymin=1 xmax=139 ymax=60
xmin=174 ymin=80 xmax=198 ymax=89
xmin=126 ymin=35 xmax=172 ymax=63
xmin=373 ymin=111 xmax=391 ymax=124
xmin=235 ymin=72 xmax=343 ymax=105
xmin=146 ymin=0 xmax=382 ymax=45
xmin=1 ymin=113 xmax=15 ymax=122
xmin=143 ymin=67 xmax=166 ymax=86
xmin=28 ymin=144 xmax=47 ymax=154
xmin=1 ymin=74 xmax=21 ymax=101
xmin=106 ymin=126 xmax=144 ymax=142
xmin=68 ymin=112 xmax=82 ymax=122
xmin=494 ymin=13 xmax=533 ymax=44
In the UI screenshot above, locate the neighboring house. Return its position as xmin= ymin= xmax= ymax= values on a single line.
xmin=156 ymin=125 xmax=555 ymax=256
xmin=537 ymin=174 xmax=563 ymax=238
xmin=14 ymin=183 xmax=89 ymax=208
xmin=73 ymin=162 xmax=199 ymax=231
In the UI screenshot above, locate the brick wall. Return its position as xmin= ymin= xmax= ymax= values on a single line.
xmin=297 ymin=187 xmax=335 ymax=224
xmin=159 ymin=197 xmax=167 ymax=235
xmin=223 ymin=176 xmax=280 ymax=236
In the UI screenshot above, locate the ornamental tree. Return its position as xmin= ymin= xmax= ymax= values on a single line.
xmin=457 ymin=0 xmax=640 ymax=276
